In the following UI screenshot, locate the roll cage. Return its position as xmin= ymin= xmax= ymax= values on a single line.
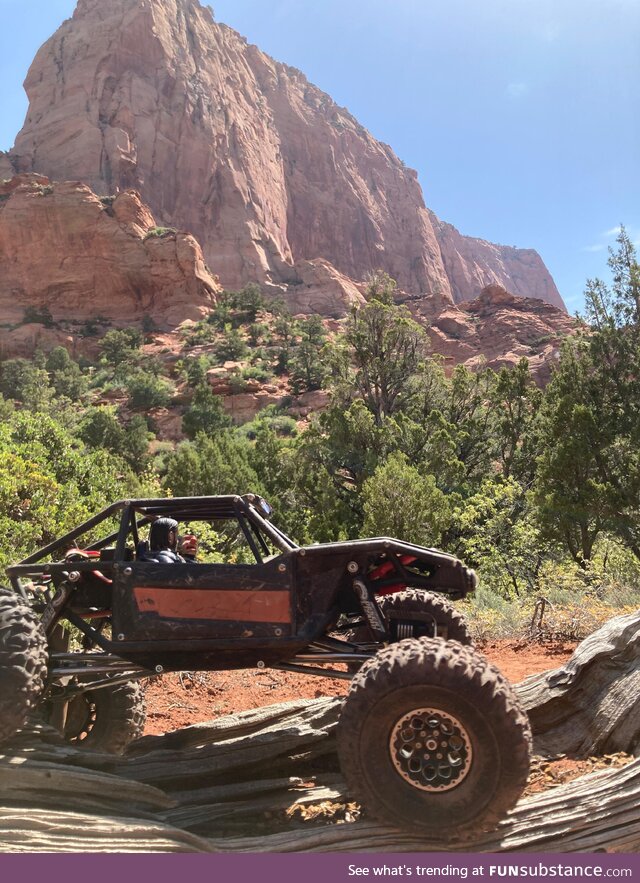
xmin=7 ymin=494 xmax=297 ymax=602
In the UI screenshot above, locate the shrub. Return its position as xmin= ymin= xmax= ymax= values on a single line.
xmin=144 ymin=226 xmax=177 ymax=240
xmin=242 ymin=365 xmax=272 ymax=383
xmin=234 ymin=283 xmax=265 ymax=323
xmin=242 ymin=413 xmax=298 ymax=439
xmin=79 ymin=408 xmax=153 ymax=473
xmin=186 ymin=356 xmax=212 ymax=388
xmin=0 ymin=359 xmax=52 ymax=409
xmin=182 ymin=384 xmax=232 ymax=439
xmin=125 ymin=371 xmax=172 ymax=409
xmin=228 ymin=375 xmax=248 ymax=394
xmin=215 ymin=328 xmax=248 ymax=362
xmin=23 ymin=306 xmax=54 ymax=327
xmin=101 ymin=328 xmax=142 ymax=366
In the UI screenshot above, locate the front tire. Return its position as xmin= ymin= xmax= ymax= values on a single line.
xmin=337 ymin=638 xmax=531 ymax=839
xmin=343 ymin=589 xmax=474 ymax=672
xmin=380 ymin=589 xmax=473 ymax=645
xmin=0 ymin=587 xmax=48 ymax=745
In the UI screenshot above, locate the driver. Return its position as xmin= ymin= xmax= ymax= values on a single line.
xmin=140 ymin=517 xmax=185 ymax=564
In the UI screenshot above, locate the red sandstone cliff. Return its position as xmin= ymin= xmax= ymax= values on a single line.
xmin=7 ymin=0 xmax=565 ymax=315
xmin=0 ymin=175 xmax=219 ymax=336
xmin=428 ymin=214 xmax=566 ymax=311
xmin=417 ymin=284 xmax=578 ymax=383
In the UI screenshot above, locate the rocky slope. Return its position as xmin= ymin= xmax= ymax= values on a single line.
xmin=6 ymin=0 xmax=564 ymax=315
xmin=0 ymin=174 xmax=219 ymax=356
xmin=415 ymin=284 xmax=578 ymax=383
xmin=429 ymin=214 xmax=566 ymax=310
xmin=0 ymin=172 xmax=573 ymax=386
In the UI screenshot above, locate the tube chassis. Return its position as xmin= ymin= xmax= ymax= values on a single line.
xmin=7 ymin=495 xmax=477 ymax=697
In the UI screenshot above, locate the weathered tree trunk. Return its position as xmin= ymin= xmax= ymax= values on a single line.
xmin=515 ymin=609 xmax=640 ymax=757
xmin=1 ymin=714 xmax=640 ymax=852
xmin=1 ymin=611 xmax=640 ymax=852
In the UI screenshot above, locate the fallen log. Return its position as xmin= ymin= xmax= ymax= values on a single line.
xmin=1 ymin=611 xmax=640 ymax=852
xmin=0 ymin=807 xmax=215 ymax=853
xmin=0 ymin=736 xmax=639 ymax=852
xmin=112 ymin=697 xmax=339 ymax=790
xmin=516 ymin=610 xmax=640 ymax=757
xmin=203 ymin=757 xmax=640 ymax=854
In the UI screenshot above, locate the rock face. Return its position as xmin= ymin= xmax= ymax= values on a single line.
xmin=420 ymin=284 xmax=578 ymax=382
xmin=0 ymin=174 xmax=219 ymax=332
xmin=428 ymin=213 xmax=566 ymax=310
xmin=0 ymin=152 xmax=15 ymax=180
xmin=8 ymin=0 xmax=564 ymax=315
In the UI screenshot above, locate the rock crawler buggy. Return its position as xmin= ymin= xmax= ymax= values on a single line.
xmin=1 ymin=494 xmax=531 ymax=839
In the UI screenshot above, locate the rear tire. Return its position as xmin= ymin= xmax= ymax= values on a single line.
xmin=337 ymin=638 xmax=531 ymax=840
xmin=0 ymin=587 xmax=48 ymax=745
xmin=52 ymin=681 xmax=146 ymax=754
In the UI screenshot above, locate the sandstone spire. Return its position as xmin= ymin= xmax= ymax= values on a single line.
xmin=9 ymin=0 xmax=565 ymax=314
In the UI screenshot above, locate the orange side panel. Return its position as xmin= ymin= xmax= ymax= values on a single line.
xmin=133 ymin=587 xmax=291 ymax=623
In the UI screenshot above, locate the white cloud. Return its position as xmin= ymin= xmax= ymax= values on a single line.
xmin=603 ymin=225 xmax=622 ymax=237
xmin=507 ymin=82 xmax=528 ymax=98
xmin=582 ymin=243 xmax=606 ymax=252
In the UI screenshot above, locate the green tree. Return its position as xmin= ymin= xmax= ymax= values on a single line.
xmin=182 ymin=384 xmax=232 ymax=439
xmin=79 ymin=408 xmax=125 ymax=453
xmin=215 ymin=328 xmax=248 ymax=362
xmin=289 ymin=339 xmax=327 ymax=394
xmin=533 ymin=231 xmax=640 ymax=564
xmin=126 ymin=370 xmax=172 ymax=409
xmin=580 ymin=228 xmax=640 ymax=560
xmin=101 ymin=328 xmax=142 ymax=367
xmin=533 ymin=340 xmax=609 ymax=566
xmin=299 ymin=315 xmax=326 ymax=346
xmin=235 ymin=283 xmax=265 ymax=323
xmin=185 ymin=355 xmax=211 ymax=388
xmin=490 ymin=359 xmax=542 ymax=481
xmin=46 ymin=347 xmax=88 ymax=401
xmin=0 ymin=408 xmax=138 ymax=572
xmin=454 ymin=478 xmax=546 ymax=598
xmin=163 ymin=431 xmax=261 ymax=498
xmin=0 ymin=358 xmax=52 ymax=409
xmin=45 ymin=346 xmax=72 ymax=373
xmin=79 ymin=406 xmax=153 ymax=473
xmin=343 ymin=273 xmax=427 ymax=423
xmin=362 ymin=452 xmax=452 ymax=546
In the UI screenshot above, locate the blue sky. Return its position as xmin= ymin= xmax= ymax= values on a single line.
xmin=1 ymin=0 xmax=638 ymax=314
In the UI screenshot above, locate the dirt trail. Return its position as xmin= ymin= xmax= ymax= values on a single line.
xmin=143 ymin=639 xmax=575 ymax=736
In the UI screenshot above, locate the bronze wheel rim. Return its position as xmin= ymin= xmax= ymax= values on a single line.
xmin=389 ymin=707 xmax=473 ymax=792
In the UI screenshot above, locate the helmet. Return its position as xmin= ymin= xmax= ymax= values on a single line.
xmin=149 ymin=517 xmax=179 ymax=552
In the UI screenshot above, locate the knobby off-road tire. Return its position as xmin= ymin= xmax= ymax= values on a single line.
xmin=56 ymin=681 xmax=146 ymax=754
xmin=343 ymin=590 xmax=474 ymax=668
xmin=0 ymin=586 xmax=48 ymax=745
xmin=381 ymin=589 xmax=474 ymax=645
xmin=337 ymin=637 xmax=532 ymax=840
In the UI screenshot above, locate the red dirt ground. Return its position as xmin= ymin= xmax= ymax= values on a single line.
xmin=142 ymin=639 xmax=635 ymax=799
xmin=143 ymin=639 xmax=576 ymax=736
